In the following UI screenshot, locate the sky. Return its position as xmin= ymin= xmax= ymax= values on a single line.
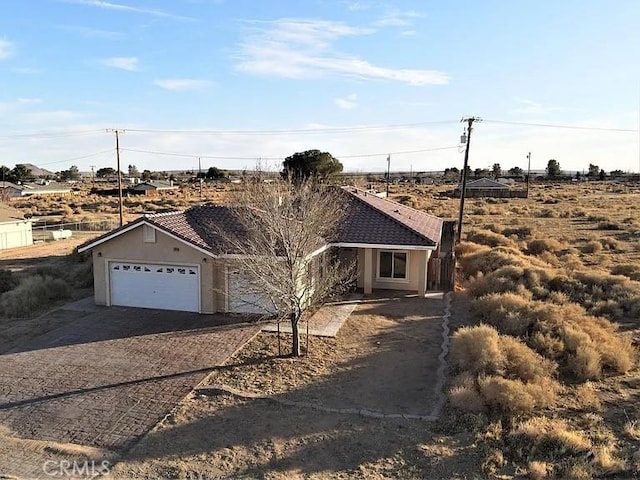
xmin=0 ymin=0 xmax=639 ymax=175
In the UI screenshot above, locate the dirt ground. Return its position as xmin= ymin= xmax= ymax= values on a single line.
xmin=0 ymin=232 xmax=100 ymax=268
xmin=108 ymin=294 xmax=482 ymax=479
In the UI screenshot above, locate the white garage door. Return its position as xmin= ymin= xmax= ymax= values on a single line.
xmin=228 ymin=269 xmax=276 ymax=314
xmin=110 ymin=262 xmax=200 ymax=312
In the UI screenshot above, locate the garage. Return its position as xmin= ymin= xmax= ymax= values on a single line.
xmin=110 ymin=262 xmax=200 ymax=312
xmin=227 ymin=269 xmax=276 ymax=314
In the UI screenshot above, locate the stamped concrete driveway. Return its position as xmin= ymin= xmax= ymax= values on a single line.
xmin=0 ymin=301 xmax=259 ymax=454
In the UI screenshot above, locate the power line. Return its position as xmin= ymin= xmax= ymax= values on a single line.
xmin=483 ymin=119 xmax=636 ymax=133
xmin=35 ymin=149 xmax=115 ymax=166
xmin=122 ymin=120 xmax=459 ymax=136
xmin=0 ymin=129 xmax=104 ymax=139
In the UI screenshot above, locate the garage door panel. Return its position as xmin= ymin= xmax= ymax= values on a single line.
xmin=228 ymin=269 xmax=276 ymax=314
xmin=110 ymin=262 xmax=199 ymax=312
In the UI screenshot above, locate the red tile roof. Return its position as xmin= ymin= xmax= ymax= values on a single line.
xmin=336 ymin=187 xmax=442 ymax=246
xmin=78 ymin=188 xmax=443 ymax=254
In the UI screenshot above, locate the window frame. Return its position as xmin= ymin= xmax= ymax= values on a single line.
xmin=376 ymin=250 xmax=409 ymax=282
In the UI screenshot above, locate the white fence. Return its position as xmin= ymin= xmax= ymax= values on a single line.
xmin=31 ymin=219 xmax=120 ymax=242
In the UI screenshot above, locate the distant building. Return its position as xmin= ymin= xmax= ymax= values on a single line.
xmin=130 ymin=180 xmax=179 ymax=195
xmin=0 ymin=203 xmax=33 ymax=249
xmin=19 ymin=181 xmax=74 ymax=196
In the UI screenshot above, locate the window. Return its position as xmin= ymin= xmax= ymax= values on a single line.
xmin=143 ymin=225 xmax=156 ymax=243
xmin=378 ymin=251 xmax=408 ymax=280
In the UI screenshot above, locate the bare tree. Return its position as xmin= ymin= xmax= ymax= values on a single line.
xmin=220 ymin=179 xmax=354 ymax=357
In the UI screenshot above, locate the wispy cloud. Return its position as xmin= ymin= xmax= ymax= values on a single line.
xmin=102 ymin=56 xmax=139 ymax=71
xmin=374 ymin=9 xmax=424 ymax=27
xmin=154 ymin=78 xmax=212 ymax=91
xmin=235 ymin=19 xmax=448 ymax=86
xmin=512 ymin=98 xmax=564 ymax=115
xmin=335 ymin=93 xmax=358 ymax=109
xmin=21 ymin=110 xmax=86 ymax=124
xmin=0 ymin=39 xmax=14 ymax=60
xmin=66 ymin=0 xmax=193 ymax=21
xmin=56 ymin=24 xmax=124 ymax=39
xmin=17 ymin=97 xmax=43 ymax=104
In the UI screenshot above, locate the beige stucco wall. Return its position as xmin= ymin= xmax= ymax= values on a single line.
xmin=91 ymin=225 xmax=216 ymax=313
xmin=0 ymin=220 xmax=33 ymax=250
xmin=355 ymin=247 xmax=432 ymax=293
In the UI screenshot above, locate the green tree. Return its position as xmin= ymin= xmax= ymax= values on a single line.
xmin=508 ymin=166 xmax=524 ymax=177
xmin=10 ymin=164 xmax=33 ymax=183
xmin=141 ymin=169 xmax=152 ymax=181
xmin=128 ymin=164 xmax=139 ymax=177
xmin=0 ymin=165 xmax=11 ymax=182
xmin=205 ymin=166 xmax=226 ymax=179
xmin=599 ymin=169 xmax=606 ymax=180
xmin=96 ymin=167 xmax=116 ymax=178
xmin=546 ymin=159 xmax=561 ymax=178
xmin=492 ymin=163 xmax=502 ymax=178
xmin=587 ymin=164 xmax=600 ymax=178
xmin=59 ymin=165 xmax=80 ymax=181
xmin=282 ymin=150 xmax=343 ymax=183
xmin=443 ymin=167 xmax=460 ymax=179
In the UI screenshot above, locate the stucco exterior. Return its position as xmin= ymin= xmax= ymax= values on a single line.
xmin=91 ymin=224 xmax=216 ymax=313
xmin=0 ymin=220 xmax=33 ymax=250
xmin=352 ymin=247 xmax=431 ymax=295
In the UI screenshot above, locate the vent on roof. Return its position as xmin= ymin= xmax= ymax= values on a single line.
xmin=394 ymin=209 xmax=400 ymax=213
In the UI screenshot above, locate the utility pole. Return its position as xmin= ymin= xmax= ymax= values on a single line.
xmin=456 ymin=117 xmax=481 ymax=243
xmin=90 ymin=165 xmax=96 ymax=186
xmin=526 ymin=152 xmax=531 ymax=196
xmin=198 ymin=157 xmax=203 ymax=198
xmin=107 ymin=129 xmax=125 ymax=226
xmin=386 ymin=154 xmax=391 ymax=197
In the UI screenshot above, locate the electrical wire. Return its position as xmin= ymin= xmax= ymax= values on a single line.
xmin=0 ymin=129 xmax=104 ymax=139
xmin=36 ymin=149 xmax=115 ymax=166
xmin=483 ymin=119 xmax=636 ymax=133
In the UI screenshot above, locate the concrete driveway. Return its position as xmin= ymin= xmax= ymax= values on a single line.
xmin=0 ymin=301 xmax=259 ymax=455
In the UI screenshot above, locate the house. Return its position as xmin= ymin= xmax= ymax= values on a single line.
xmin=0 ymin=182 xmax=25 ymax=200
xmin=20 ymin=181 xmax=73 ymax=196
xmin=77 ymin=187 xmax=443 ymax=314
xmin=130 ymin=180 xmax=179 ymax=195
xmin=465 ymin=178 xmax=510 ymax=190
xmin=0 ymin=204 xmax=33 ymax=250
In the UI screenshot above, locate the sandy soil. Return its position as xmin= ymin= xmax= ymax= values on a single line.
xmin=108 ymin=294 xmax=484 ymax=479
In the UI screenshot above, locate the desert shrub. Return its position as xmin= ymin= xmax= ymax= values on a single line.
xmin=510 ymin=417 xmax=592 ymax=455
xmin=0 ymin=269 xmax=17 ymax=295
xmin=455 ymin=241 xmax=488 ymax=257
xmin=478 ymin=376 xmax=558 ymax=413
xmin=466 ymin=229 xmax=514 ymax=248
xmin=449 ymin=383 xmax=485 ymax=413
xmin=581 ymin=241 xmax=602 ymax=254
xmin=527 ymin=238 xmax=564 ymax=256
xmin=458 ymin=246 xmax=529 ymax=278
xmin=597 ymin=221 xmax=621 ymax=230
xmin=473 ymin=293 xmax=535 ymax=336
xmin=0 ymin=275 xmax=71 ymax=317
xmin=501 ymin=225 xmax=535 ymax=239
xmin=530 ymin=332 xmax=565 ymax=359
xmin=466 ymin=265 xmax=555 ymax=299
xmin=451 ymin=325 xmax=503 ymax=375
xmin=527 ymin=461 xmax=550 ymax=480
xmin=611 ymin=263 xmax=640 ymax=281
xmin=500 ymin=335 xmax=556 ymax=381
xmin=567 ymin=345 xmax=602 ymax=381
xmin=573 ymin=383 xmax=601 ymax=411
xmin=537 ymin=208 xmax=559 ymax=218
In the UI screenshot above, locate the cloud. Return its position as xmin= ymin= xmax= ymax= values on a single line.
xmin=0 ymin=39 xmax=14 ymax=60
xmin=20 ymin=110 xmax=86 ymax=124
xmin=17 ymin=97 xmax=43 ymax=104
xmin=102 ymin=56 xmax=139 ymax=71
xmin=154 ymin=78 xmax=212 ymax=90
xmin=374 ymin=9 xmax=424 ymax=27
xmin=65 ymin=0 xmax=193 ymax=21
xmin=335 ymin=93 xmax=358 ymax=109
xmin=56 ymin=24 xmax=123 ymax=39
xmin=512 ymin=98 xmax=564 ymax=115
xmin=235 ymin=19 xmax=448 ymax=86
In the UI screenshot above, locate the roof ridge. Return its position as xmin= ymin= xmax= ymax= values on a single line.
xmin=343 ymin=187 xmax=437 ymax=245
xmin=346 ymin=186 xmax=442 ymax=221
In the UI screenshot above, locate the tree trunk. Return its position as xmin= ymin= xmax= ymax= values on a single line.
xmin=291 ymin=312 xmax=301 ymax=357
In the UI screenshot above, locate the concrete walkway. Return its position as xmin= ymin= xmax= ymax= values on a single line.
xmin=262 ymin=293 xmax=362 ymax=337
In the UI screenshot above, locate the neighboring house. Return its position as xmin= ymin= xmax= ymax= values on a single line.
xmin=20 ymin=181 xmax=73 ymax=196
xmin=130 ymin=180 xmax=179 ymax=195
xmin=0 ymin=204 xmax=33 ymax=250
xmin=77 ymin=186 xmax=444 ymax=314
xmin=465 ymin=178 xmax=510 ymax=190
xmin=0 ymin=182 xmax=25 ymax=199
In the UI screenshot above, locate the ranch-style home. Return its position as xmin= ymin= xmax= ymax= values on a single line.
xmin=77 ymin=187 xmax=444 ymax=314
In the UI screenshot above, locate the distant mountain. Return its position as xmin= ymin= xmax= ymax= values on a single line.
xmin=18 ymin=163 xmax=55 ymax=177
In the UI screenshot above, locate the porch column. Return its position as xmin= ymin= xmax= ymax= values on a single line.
xmin=363 ymin=248 xmax=373 ymax=294
xmin=418 ymin=250 xmax=427 ymax=297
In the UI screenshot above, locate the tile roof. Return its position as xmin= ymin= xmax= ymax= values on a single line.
xmin=79 ymin=187 xmax=443 ymax=254
xmin=335 ymin=187 xmax=442 ymax=247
